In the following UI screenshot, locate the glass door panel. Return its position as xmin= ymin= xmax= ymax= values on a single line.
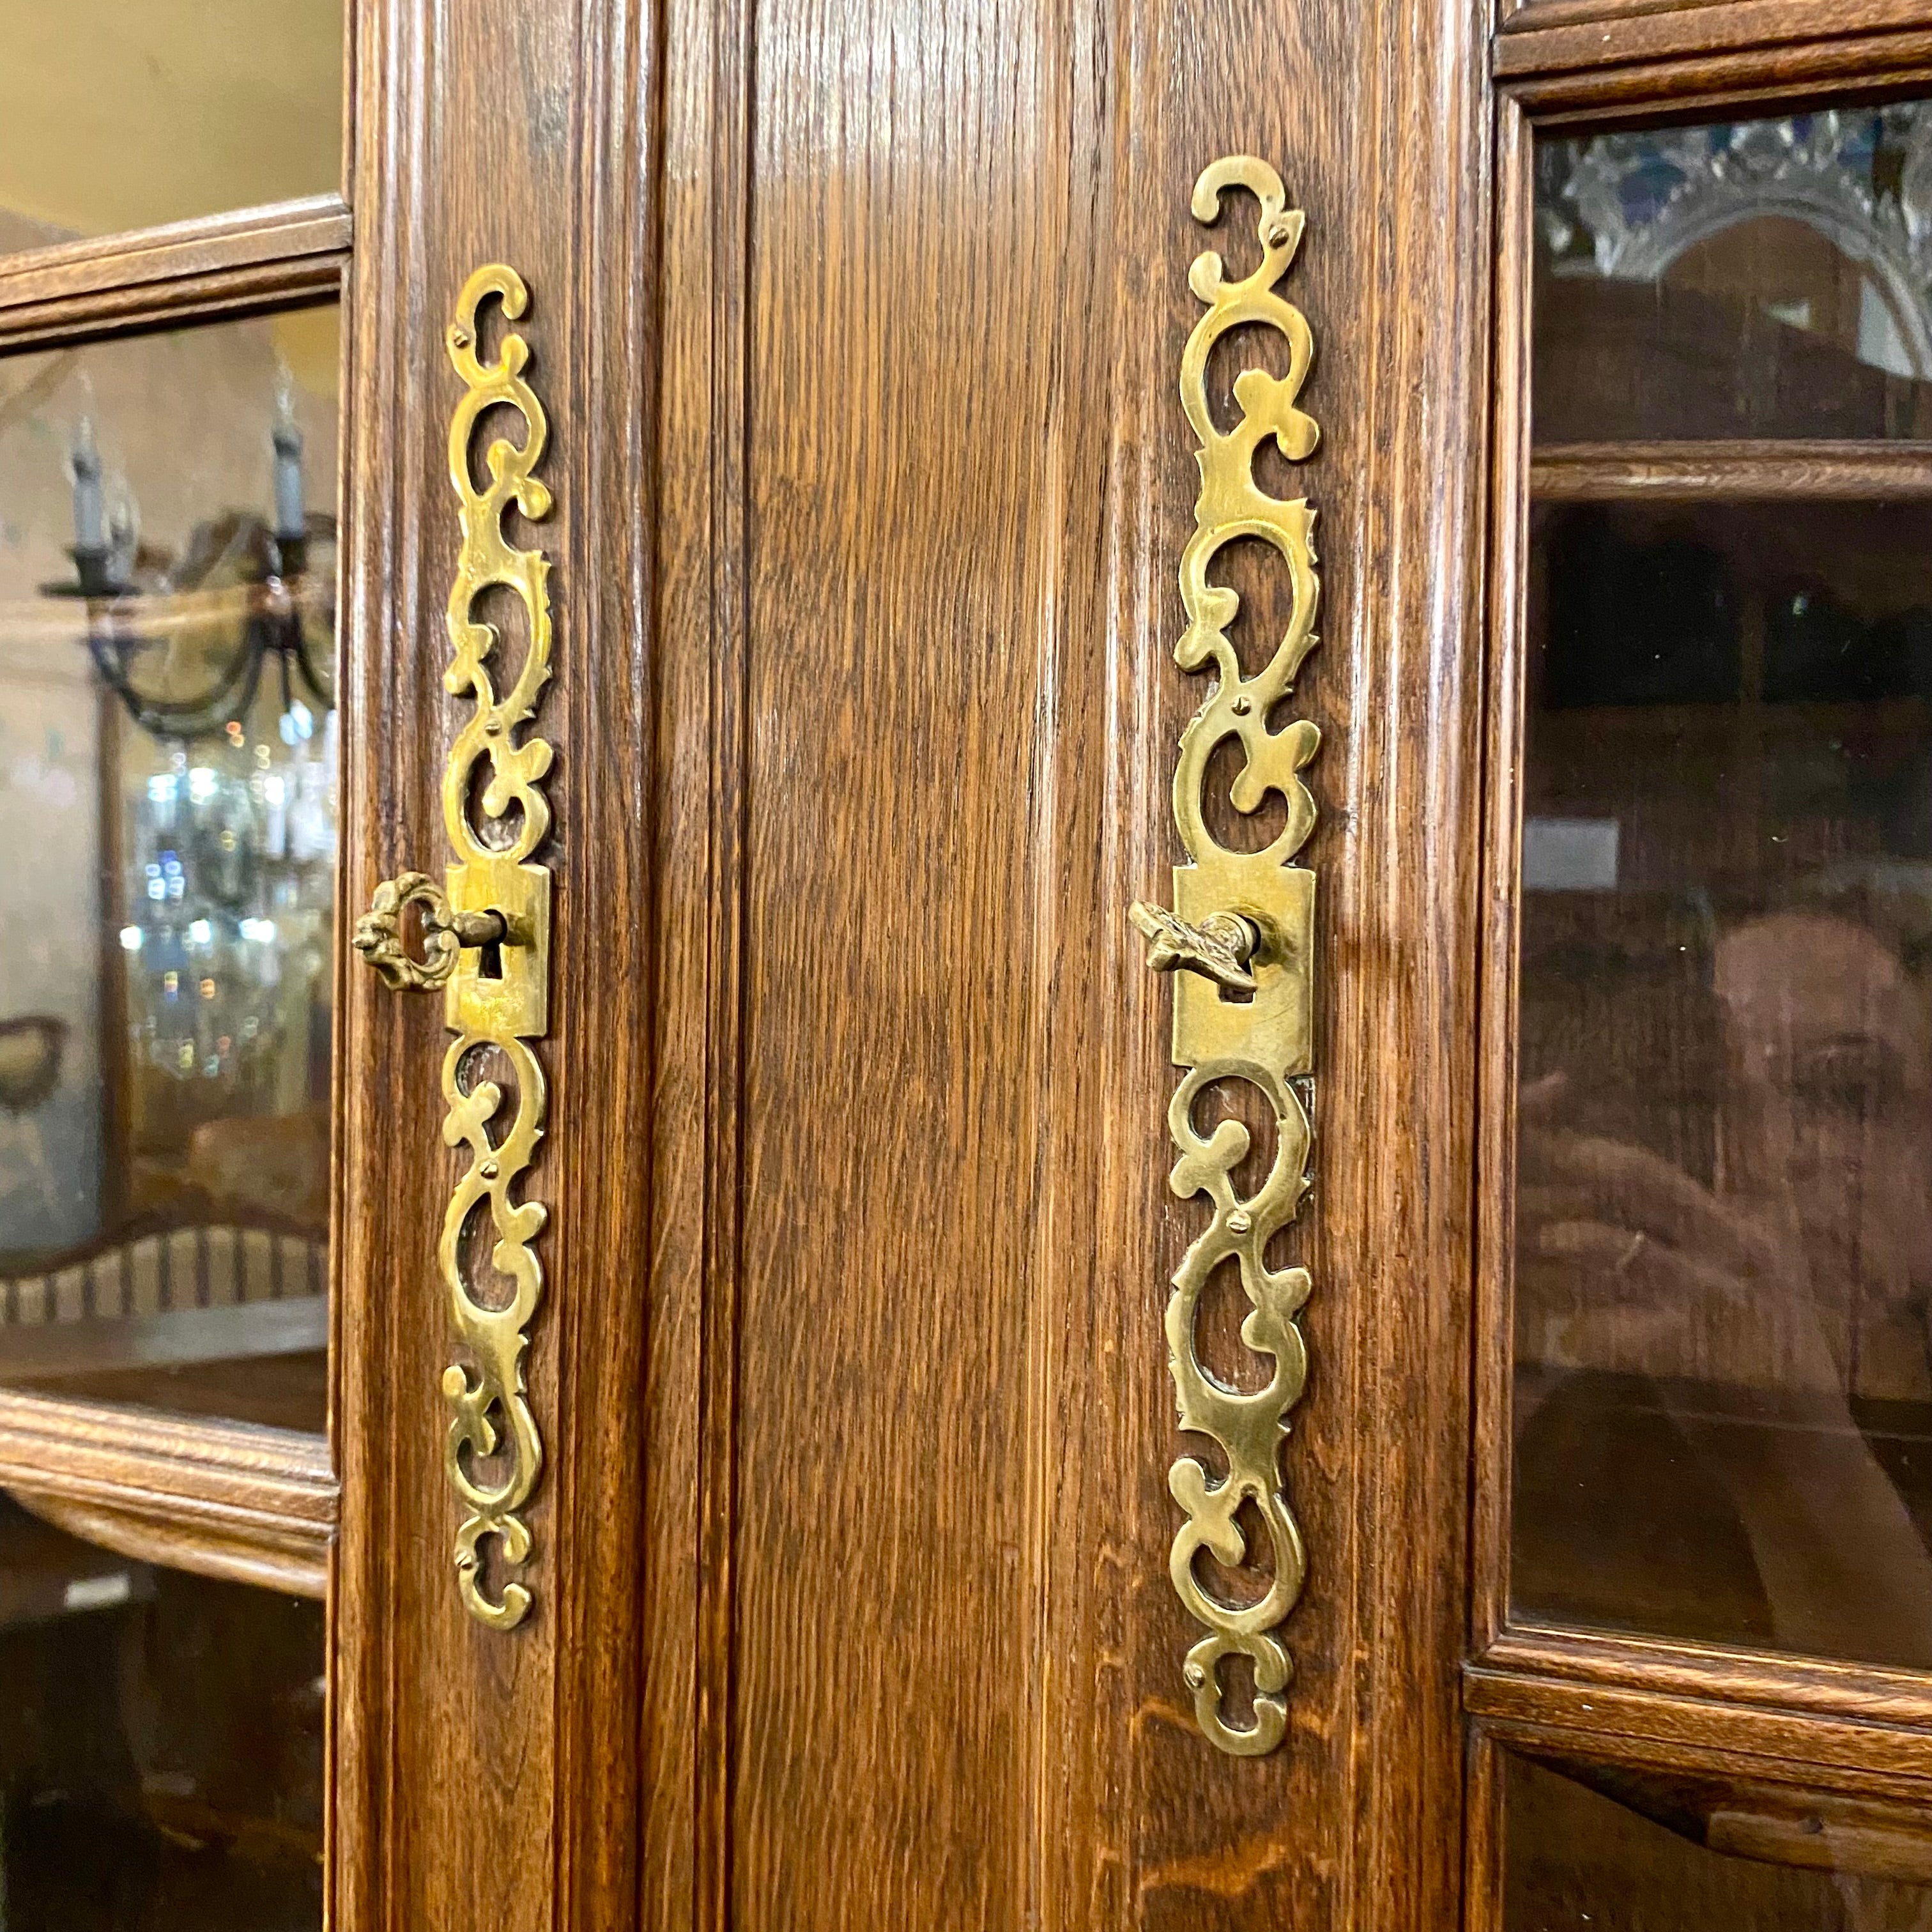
xmin=1512 ymin=103 xmax=1932 ymax=1668
xmin=0 ymin=307 xmax=337 ymax=1435
xmin=1501 ymin=1751 xmax=1932 ymax=1928
xmin=0 ymin=1497 xmax=324 ymax=1930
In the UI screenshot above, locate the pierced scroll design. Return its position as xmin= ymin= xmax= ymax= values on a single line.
xmin=437 ymin=264 xmax=555 ymax=1629
xmin=1137 ymin=156 xmax=1322 ymax=1757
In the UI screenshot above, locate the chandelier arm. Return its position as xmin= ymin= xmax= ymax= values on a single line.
xmin=91 ymin=611 xmax=266 ymax=737
xmin=275 ymin=621 xmax=296 ymax=721
xmin=290 ymin=610 xmax=337 ymax=710
xmin=208 ymin=633 xmax=268 ymax=739
xmin=135 ymin=629 xmax=264 ymax=741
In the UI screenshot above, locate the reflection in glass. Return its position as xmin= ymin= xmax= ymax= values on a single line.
xmin=1503 ymin=1752 xmax=1932 ymax=1931
xmin=1514 ymin=104 xmax=1932 ymax=1670
xmin=0 ymin=3 xmax=342 ymax=249
xmin=1537 ymin=105 xmax=1932 ymax=441
xmin=0 ymin=1499 xmax=323 ymax=1929
xmin=0 ymin=310 xmax=337 ymax=1432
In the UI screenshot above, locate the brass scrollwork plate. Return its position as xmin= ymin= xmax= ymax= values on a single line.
xmin=1138 ymin=157 xmax=1322 ymax=1756
xmin=436 ymin=264 xmax=555 ymax=1629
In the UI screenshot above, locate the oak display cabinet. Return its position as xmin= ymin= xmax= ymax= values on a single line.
xmin=2 ymin=2 xmax=1931 ymax=1929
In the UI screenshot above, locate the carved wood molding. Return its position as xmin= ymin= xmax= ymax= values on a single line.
xmin=0 ymin=196 xmax=349 ymax=351
xmin=1477 ymin=1621 xmax=1932 ymax=1735
xmin=1532 ymin=438 xmax=1932 ymax=500
xmin=0 ymin=1390 xmax=335 ymax=1598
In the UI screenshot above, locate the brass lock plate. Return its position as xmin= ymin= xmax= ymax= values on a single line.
xmin=1169 ymin=859 xmax=1312 ymax=1078
xmin=445 ymin=854 xmax=549 ymax=1041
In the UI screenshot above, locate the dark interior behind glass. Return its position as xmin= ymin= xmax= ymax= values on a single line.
xmin=1514 ymin=105 xmax=1932 ymax=1673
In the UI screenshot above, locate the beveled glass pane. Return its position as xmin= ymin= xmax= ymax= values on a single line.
xmin=0 ymin=3 xmax=342 ymax=249
xmin=0 ymin=307 xmax=337 ymax=1433
xmin=1503 ymin=1752 xmax=1932 ymax=1929
xmin=1513 ymin=103 xmax=1932 ymax=1671
xmin=0 ymin=1498 xmax=323 ymax=1928
xmin=1537 ymin=105 xmax=1932 ymax=441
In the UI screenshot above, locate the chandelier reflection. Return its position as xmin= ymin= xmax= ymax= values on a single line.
xmin=40 ymin=389 xmax=338 ymax=1138
xmin=46 ymin=399 xmax=335 ymax=739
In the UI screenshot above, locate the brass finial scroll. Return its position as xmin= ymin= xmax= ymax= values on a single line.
xmin=1129 ymin=157 xmax=1321 ymax=1756
xmin=353 ymin=263 xmax=555 ymax=1629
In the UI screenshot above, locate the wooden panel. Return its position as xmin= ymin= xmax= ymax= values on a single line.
xmin=719 ymin=8 xmax=1080 ymax=1862
xmin=649 ymin=0 xmax=1490 ymax=1925
xmin=332 ymin=3 xmax=656 ymax=1931
xmin=0 ymin=196 xmax=349 ymax=350
xmin=650 ymin=2 xmax=748 ymax=1927
xmin=729 ymin=3 xmax=1073 ymax=1913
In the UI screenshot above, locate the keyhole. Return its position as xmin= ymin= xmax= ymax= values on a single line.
xmin=477 ymin=935 xmax=505 ymax=981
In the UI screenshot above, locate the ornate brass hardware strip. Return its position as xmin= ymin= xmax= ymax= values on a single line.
xmin=1130 ymin=157 xmax=1321 ymax=1757
xmin=352 ymin=263 xmax=554 ymax=1630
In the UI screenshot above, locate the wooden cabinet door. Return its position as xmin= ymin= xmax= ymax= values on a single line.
xmin=0 ymin=13 xmax=348 ymax=1932
xmin=638 ymin=6 xmax=1477 ymax=1923
xmin=334 ymin=0 xmax=1484 ymax=1928
xmin=1469 ymin=12 xmax=1932 ymax=1932
xmin=20 ymin=3 xmax=1932 ymax=1925
xmin=0 ymin=0 xmax=1496 ymax=1921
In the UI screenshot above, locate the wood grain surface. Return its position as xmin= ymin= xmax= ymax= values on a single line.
xmin=1494 ymin=0 xmax=1932 ymax=75
xmin=1481 ymin=1624 xmax=1932 ymax=1733
xmin=645 ymin=0 xmax=1489 ymax=1925
xmin=1531 ymin=439 xmax=1932 ymax=500
xmin=1466 ymin=1683 xmax=1932 ymax=1805
xmin=1498 ymin=18 xmax=1932 ymax=112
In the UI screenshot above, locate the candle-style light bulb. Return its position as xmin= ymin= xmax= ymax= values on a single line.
xmin=69 ymin=415 xmax=105 ymax=555
xmin=271 ymin=366 xmax=305 ymax=544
